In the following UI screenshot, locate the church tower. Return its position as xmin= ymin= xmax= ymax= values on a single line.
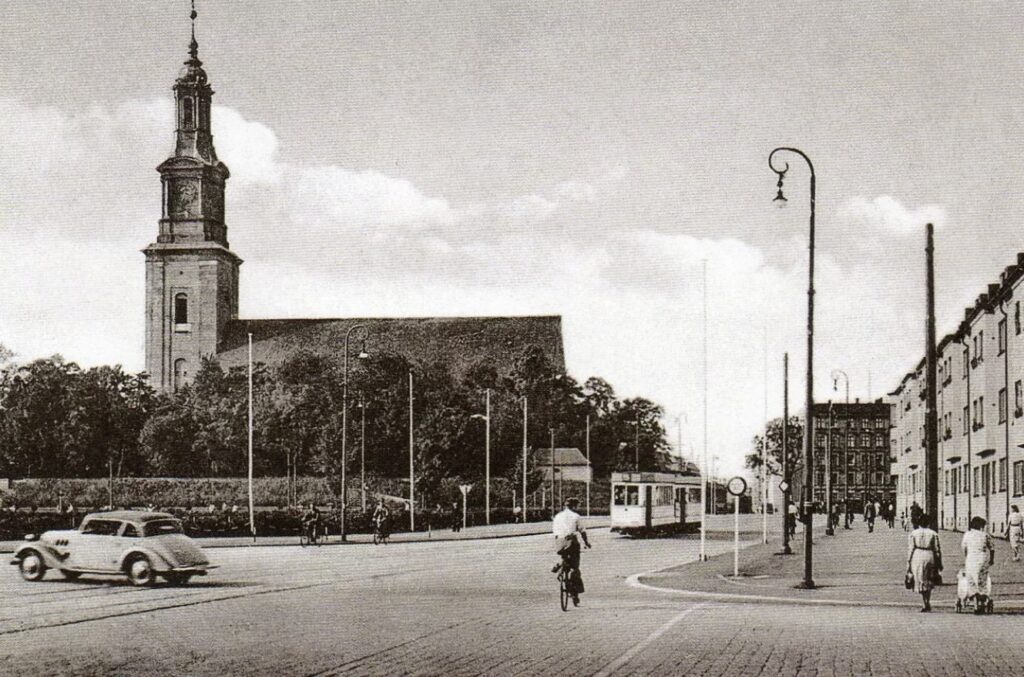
xmin=144 ymin=3 xmax=241 ymax=391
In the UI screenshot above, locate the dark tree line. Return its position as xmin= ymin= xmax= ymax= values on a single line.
xmin=0 ymin=344 xmax=672 ymax=501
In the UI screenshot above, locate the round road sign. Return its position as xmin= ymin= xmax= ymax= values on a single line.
xmin=726 ymin=476 xmax=747 ymax=497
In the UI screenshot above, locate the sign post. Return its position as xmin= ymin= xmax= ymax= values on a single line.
xmin=727 ymin=477 xmax=748 ymax=578
xmin=459 ymin=484 xmax=472 ymax=531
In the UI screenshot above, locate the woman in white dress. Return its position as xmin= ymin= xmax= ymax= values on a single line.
xmin=1006 ymin=505 xmax=1023 ymax=562
xmin=907 ymin=513 xmax=942 ymax=612
xmin=962 ymin=516 xmax=995 ymax=610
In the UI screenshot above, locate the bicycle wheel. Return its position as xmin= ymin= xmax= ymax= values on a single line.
xmin=559 ymin=572 xmax=569 ymax=612
xmin=300 ymin=530 xmax=308 ymax=547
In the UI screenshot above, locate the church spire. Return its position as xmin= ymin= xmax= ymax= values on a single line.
xmin=188 ymin=0 xmax=199 ymax=63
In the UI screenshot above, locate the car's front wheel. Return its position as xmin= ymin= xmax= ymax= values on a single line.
xmin=19 ymin=551 xmax=47 ymax=582
xmin=126 ymin=555 xmax=155 ymax=587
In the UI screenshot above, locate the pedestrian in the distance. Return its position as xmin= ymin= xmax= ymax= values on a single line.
xmin=1007 ymin=505 xmax=1024 ymax=562
xmin=865 ymin=499 xmax=877 ymax=533
xmin=844 ymin=501 xmax=853 ymax=529
xmin=907 ymin=513 xmax=942 ymax=612
xmin=451 ymin=501 xmax=461 ymax=532
xmin=886 ymin=502 xmax=896 ymax=529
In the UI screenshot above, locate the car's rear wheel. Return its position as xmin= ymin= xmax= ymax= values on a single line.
xmin=126 ymin=555 xmax=155 ymax=587
xmin=60 ymin=569 xmax=81 ymax=581
xmin=19 ymin=551 xmax=46 ymax=582
xmin=164 ymin=572 xmax=192 ymax=586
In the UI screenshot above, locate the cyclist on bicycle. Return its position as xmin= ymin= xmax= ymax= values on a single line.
xmin=301 ymin=502 xmax=321 ymax=542
xmin=552 ymin=497 xmax=590 ymax=606
xmin=372 ymin=498 xmax=390 ymax=541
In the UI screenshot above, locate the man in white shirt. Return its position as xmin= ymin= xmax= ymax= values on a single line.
xmin=552 ymin=497 xmax=591 ymax=605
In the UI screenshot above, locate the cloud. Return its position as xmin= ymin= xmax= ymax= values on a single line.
xmin=0 ymin=96 xmax=936 ymax=480
xmin=838 ymin=195 xmax=947 ymax=236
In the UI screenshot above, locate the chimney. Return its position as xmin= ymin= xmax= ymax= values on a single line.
xmin=1017 ymin=252 xmax=1024 ymax=267
xmin=989 ymin=284 xmax=1000 ymax=297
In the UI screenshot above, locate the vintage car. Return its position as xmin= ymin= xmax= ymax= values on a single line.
xmin=9 ymin=510 xmax=216 ymax=586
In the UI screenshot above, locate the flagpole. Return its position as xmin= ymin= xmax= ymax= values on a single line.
xmin=248 ymin=332 xmax=255 ymax=542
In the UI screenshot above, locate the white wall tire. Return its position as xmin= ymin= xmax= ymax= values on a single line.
xmin=127 ymin=556 xmax=155 ymax=587
xmin=19 ymin=552 xmax=46 ymax=582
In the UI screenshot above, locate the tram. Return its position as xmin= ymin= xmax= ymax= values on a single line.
xmin=610 ymin=470 xmax=703 ymax=536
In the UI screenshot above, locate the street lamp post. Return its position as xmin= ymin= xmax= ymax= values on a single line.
xmin=359 ymin=393 xmax=367 ymax=512
xmin=340 ymin=324 xmax=369 ymax=542
xmin=831 ymin=369 xmax=850 ymax=528
xmin=549 ymin=428 xmax=556 ymax=513
xmin=634 ymin=413 xmax=641 ymax=471
xmin=825 ymin=401 xmax=834 ymax=535
xmin=522 ymin=397 xmax=528 ymax=523
xmin=471 ymin=389 xmax=492 ymax=525
xmin=769 ymin=146 xmax=816 ymax=589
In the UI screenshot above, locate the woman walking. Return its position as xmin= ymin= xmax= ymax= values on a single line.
xmin=907 ymin=513 xmax=942 ymax=612
xmin=962 ymin=516 xmax=995 ymax=612
xmin=1006 ymin=505 xmax=1023 ymax=562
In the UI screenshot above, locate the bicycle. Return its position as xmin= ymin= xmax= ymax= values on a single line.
xmin=300 ymin=521 xmax=323 ymax=547
xmin=556 ymin=563 xmax=579 ymax=611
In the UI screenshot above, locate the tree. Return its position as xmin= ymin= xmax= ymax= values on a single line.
xmin=746 ymin=416 xmax=804 ymax=476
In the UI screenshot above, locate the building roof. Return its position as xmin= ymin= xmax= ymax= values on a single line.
xmin=535 ymin=447 xmax=590 ymax=467
xmin=811 ymin=401 xmax=892 ymax=418
xmin=216 ymin=316 xmax=565 ymax=377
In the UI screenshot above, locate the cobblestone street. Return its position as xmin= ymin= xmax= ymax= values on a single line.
xmin=5 ymin=521 xmax=1024 ymax=675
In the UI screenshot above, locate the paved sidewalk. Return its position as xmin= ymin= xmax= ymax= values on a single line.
xmin=0 ymin=516 xmax=610 ymax=553
xmin=639 ymin=521 xmax=1024 ymax=610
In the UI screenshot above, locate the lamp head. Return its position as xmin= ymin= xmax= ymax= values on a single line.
xmin=772 ymin=170 xmax=788 ymax=208
xmin=357 ymin=350 xmax=369 ymax=360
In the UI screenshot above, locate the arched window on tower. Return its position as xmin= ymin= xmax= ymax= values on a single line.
xmin=173 ymin=359 xmax=188 ymax=392
xmin=174 ymin=293 xmax=190 ymax=331
xmin=181 ymin=97 xmax=194 ymax=129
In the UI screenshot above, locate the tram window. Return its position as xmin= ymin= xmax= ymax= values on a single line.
xmin=688 ymin=488 xmax=701 ymax=504
xmin=613 ymin=486 xmax=626 ymax=505
xmin=626 ymin=486 xmax=640 ymax=505
xmin=657 ymin=486 xmax=674 ymax=506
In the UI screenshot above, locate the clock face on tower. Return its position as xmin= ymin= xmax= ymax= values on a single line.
xmin=171 ymin=181 xmax=199 ymax=218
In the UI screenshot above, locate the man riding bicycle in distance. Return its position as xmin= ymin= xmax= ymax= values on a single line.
xmin=372 ymin=498 xmax=390 ymax=542
xmin=301 ymin=502 xmax=321 ymax=543
xmin=552 ymin=497 xmax=591 ymax=606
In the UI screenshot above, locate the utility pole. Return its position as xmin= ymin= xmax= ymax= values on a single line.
xmin=409 ymin=371 xmax=415 ymax=531
xmin=925 ymin=223 xmax=940 ymax=522
xmin=762 ymin=325 xmax=768 ymax=544
xmin=781 ymin=352 xmax=791 ymax=554
xmin=586 ymin=415 xmax=591 ymax=517
xmin=700 ymin=257 xmax=708 ymax=561
xmin=522 ymin=397 xmax=528 ymax=523
xmin=549 ymin=428 xmax=556 ymax=514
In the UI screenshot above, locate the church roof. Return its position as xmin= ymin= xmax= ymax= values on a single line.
xmin=216 ymin=315 xmax=565 ymax=376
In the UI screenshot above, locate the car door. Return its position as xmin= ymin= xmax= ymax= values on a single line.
xmin=73 ymin=519 xmax=122 ymax=571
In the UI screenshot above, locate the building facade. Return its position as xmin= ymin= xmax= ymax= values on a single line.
xmin=143 ymin=15 xmax=564 ymax=392
xmin=891 ymin=255 xmax=1024 ymax=536
xmin=807 ymin=401 xmax=894 ymax=513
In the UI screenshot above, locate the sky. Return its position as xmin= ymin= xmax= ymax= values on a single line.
xmin=3 ymin=1 xmax=1024 ymax=478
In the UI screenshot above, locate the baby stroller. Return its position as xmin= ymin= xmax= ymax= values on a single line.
xmin=954 ymin=568 xmax=994 ymax=614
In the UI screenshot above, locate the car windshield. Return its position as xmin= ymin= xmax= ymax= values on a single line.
xmin=142 ymin=519 xmax=183 ymax=537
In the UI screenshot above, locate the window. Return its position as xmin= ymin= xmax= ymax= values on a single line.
xmin=143 ymin=520 xmax=183 ymax=537
xmin=1000 ymin=458 xmax=1008 ymax=493
xmin=174 ymin=293 xmax=188 ymax=325
xmin=181 ymin=96 xmax=194 ymax=128
xmin=962 ymin=466 xmax=970 ymax=494
xmin=999 ymin=318 xmax=1007 ymax=355
xmin=656 ymin=485 xmax=674 ymax=506
xmin=1000 ymin=387 xmax=1008 ymax=424
xmin=974 ymin=467 xmax=981 ymax=496
xmin=963 ymin=405 xmax=970 ymax=435
xmin=1017 ymin=300 xmax=1021 ymax=336
xmin=1016 ymin=380 xmax=1023 ymax=417
xmin=173 ymin=358 xmax=188 ymax=392
xmin=963 ymin=347 xmax=970 ymax=377
xmin=978 ymin=396 xmax=985 ymax=427
xmin=613 ymin=486 xmax=625 ymax=505
xmin=81 ymin=519 xmax=120 ymax=536
xmin=1015 ymin=461 xmax=1024 ymax=496
xmin=977 ymin=331 xmax=984 ymax=361
xmin=626 ymin=485 xmax=640 ymax=506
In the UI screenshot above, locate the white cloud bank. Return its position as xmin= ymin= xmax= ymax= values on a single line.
xmin=0 ymin=96 xmax=936 ymax=478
